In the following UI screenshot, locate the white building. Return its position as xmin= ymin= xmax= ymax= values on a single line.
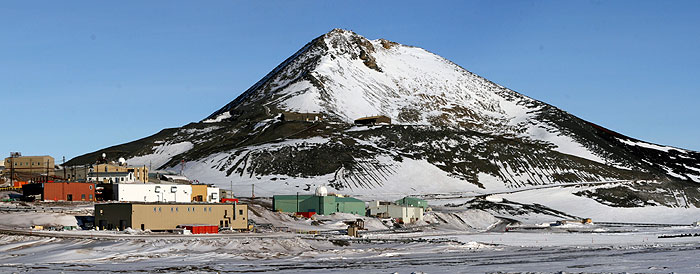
xmin=207 ymin=186 xmax=219 ymax=202
xmin=114 ymin=183 xmax=192 ymax=203
xmin=367 ymin=201 xmax=424 ymax=223
xmin=88 ymin=172 xmax=138 ymax=184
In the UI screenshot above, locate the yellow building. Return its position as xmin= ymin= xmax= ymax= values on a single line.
xmin=94 ymin=202 xmax=248 ymax=231
xmin=191 ymin=184 xmax=207 ymax=201
xmin=4 ymin=155 xmax=54 ymax=178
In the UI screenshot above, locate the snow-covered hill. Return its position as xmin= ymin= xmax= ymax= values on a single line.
xmin=67 ymin=29 xmax=700 ymax=206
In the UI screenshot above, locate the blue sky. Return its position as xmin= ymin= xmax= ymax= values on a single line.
xmin=1 ymin=0 xmax=699 ymax=160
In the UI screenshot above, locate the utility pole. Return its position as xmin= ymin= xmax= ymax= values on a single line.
xmin=46 ymin=160 xmax=49 ymax=183
xmin=251 ymin=184 xmax=255 ymax=199
xmin=296 ymin=192 xmax=299 ymax=213
xmin=230 ymin=181 xmax=233 ymax=199
xmin=62 ymin=156 xmax=66 ymax=180
xmin=9 ymin=153 xmax=14 ymax=186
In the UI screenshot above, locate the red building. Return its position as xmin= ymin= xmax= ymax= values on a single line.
xmin=43 ymin=182 xmax=96 ymax=201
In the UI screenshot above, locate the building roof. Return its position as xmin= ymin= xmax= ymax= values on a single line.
xmin=355 ymin=115 xmax=390 ymax=121
xmin=273 ymin=195 xmax=315 ymax=200
xmin=88 ymin=172 xmax=133 ymax=176
xmin=96 ymin=202 xmax=244 ymax=206
xmin=397 ymin=197 xmax=426 ymax=202
xmin=335 ymin=196 xmax=365 ymax=203
xmin=273 ymin=195 xmax=364 ymax=203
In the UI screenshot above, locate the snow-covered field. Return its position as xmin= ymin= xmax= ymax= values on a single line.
xmin=1 ymin=228 xmax=700 ymax=273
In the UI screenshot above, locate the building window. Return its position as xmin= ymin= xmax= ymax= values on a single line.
xmin=81 ymin=194 xmax=86 ymax=200
xmin=239 ymin=209 xmax=243 ymax=215
xmin=171 ymin=208 xmax=173 ymax=212
xmin=153 ymin=207 xmax=156 ymax=212
xmin=176 ymin=207 xmax=178 ymax=212
xmin=89 ymin=185 xmax=93 ymax=190
xmin=89 ymin=194 xmax=93 ymax=200
xmin=209 ymin=207 xmax=212 ymax=212
xmin=158 ymin=207 xmax=161 ymax=212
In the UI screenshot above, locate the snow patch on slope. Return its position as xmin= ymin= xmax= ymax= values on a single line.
xmin=617 ymin=138 xmax=681 ymax=153
xmin=126 ymin=141 xmax=194 ymax=168
xmin=202 ymin=111 xmax=231 ymax=123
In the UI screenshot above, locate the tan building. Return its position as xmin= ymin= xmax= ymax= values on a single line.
xmin=4 ymin=155 xmax=54 ymax=178
xmin=64 ymin=164 xmax=148 ymax=183
xmin=95 ymin=202 xmax=248 ymax=231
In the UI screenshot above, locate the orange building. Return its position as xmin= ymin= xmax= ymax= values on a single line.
xmin=43 ymin=182 xmax=96 ymax=201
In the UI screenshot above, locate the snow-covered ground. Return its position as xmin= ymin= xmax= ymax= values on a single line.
xmin=2 ymin=197 xmax=700 ymax=273
xmin=1 ymin=227 xmax=700 ymax=273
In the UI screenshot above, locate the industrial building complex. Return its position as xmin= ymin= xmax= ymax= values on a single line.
xmin=2 ymin=152 xmax=430 ymax=236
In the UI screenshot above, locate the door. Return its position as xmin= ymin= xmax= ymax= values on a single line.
xmin=67 ymin=194 xmax=73 ymax=201
xmin=119 ymin=220 xmax=126 ymax=231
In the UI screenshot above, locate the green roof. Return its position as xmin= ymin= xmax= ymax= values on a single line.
xmin=273 ymin=195 xmax=314 ymax=200
xmin=335 ymin=196 xmax=364 ymax=203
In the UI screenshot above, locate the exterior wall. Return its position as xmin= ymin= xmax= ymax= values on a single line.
xmin=273 ymin=195 xmax=313 ymax=212
xmin=191 ymin=184 xmax=207 ymax=201
xmin=273 ymin=195 xmax=364 ymax=215
xmin=4 ymin=156 xmax=55 ymax=176
xmin=280 ymin=112 xmax=325 ymax=122
xmin=42 ymin=182 xmax=96 ymax=201
xmin=333 ymin=197 xmax=365 ymax=215
xmin=206 ymin=187 xmax=219 ymax=202
xmin=94 ymin=203 xmax=132 ymax=230
xmin=115 ymin=184 xmax=192 ymax=203
xmin=21 ymin=183 xmax=44 ymax=201
xmin=367 ymin=201 xmax=424 ymax=223
xmin=88 ymin=172 xmax=136 ymax=184
xmin=95 ymin=203 xmax=249 ymax=231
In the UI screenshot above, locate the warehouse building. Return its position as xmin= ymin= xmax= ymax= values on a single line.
xmin=95 ymin=202 xmax=248 ymax=231
xmin=22 ymin=182 xmax=95 ymax=202
xmin=273 ymin=186 xmax=365 ymax=215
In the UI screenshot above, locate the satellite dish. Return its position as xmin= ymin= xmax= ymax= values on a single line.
xmin=101 ymin=153 xmax=106 ymax=159
xmin=315 ymin=186 xmax=328 ymax=197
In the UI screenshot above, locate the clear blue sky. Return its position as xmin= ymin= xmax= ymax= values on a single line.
xmin=1 ymin=0 xmax=699 ymax=161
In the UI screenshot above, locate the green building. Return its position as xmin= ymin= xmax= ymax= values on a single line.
xmin=395 ymin=196 xmax=428 ymax=209
xmin=273 ymin=194 xmax=365 ymax=215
